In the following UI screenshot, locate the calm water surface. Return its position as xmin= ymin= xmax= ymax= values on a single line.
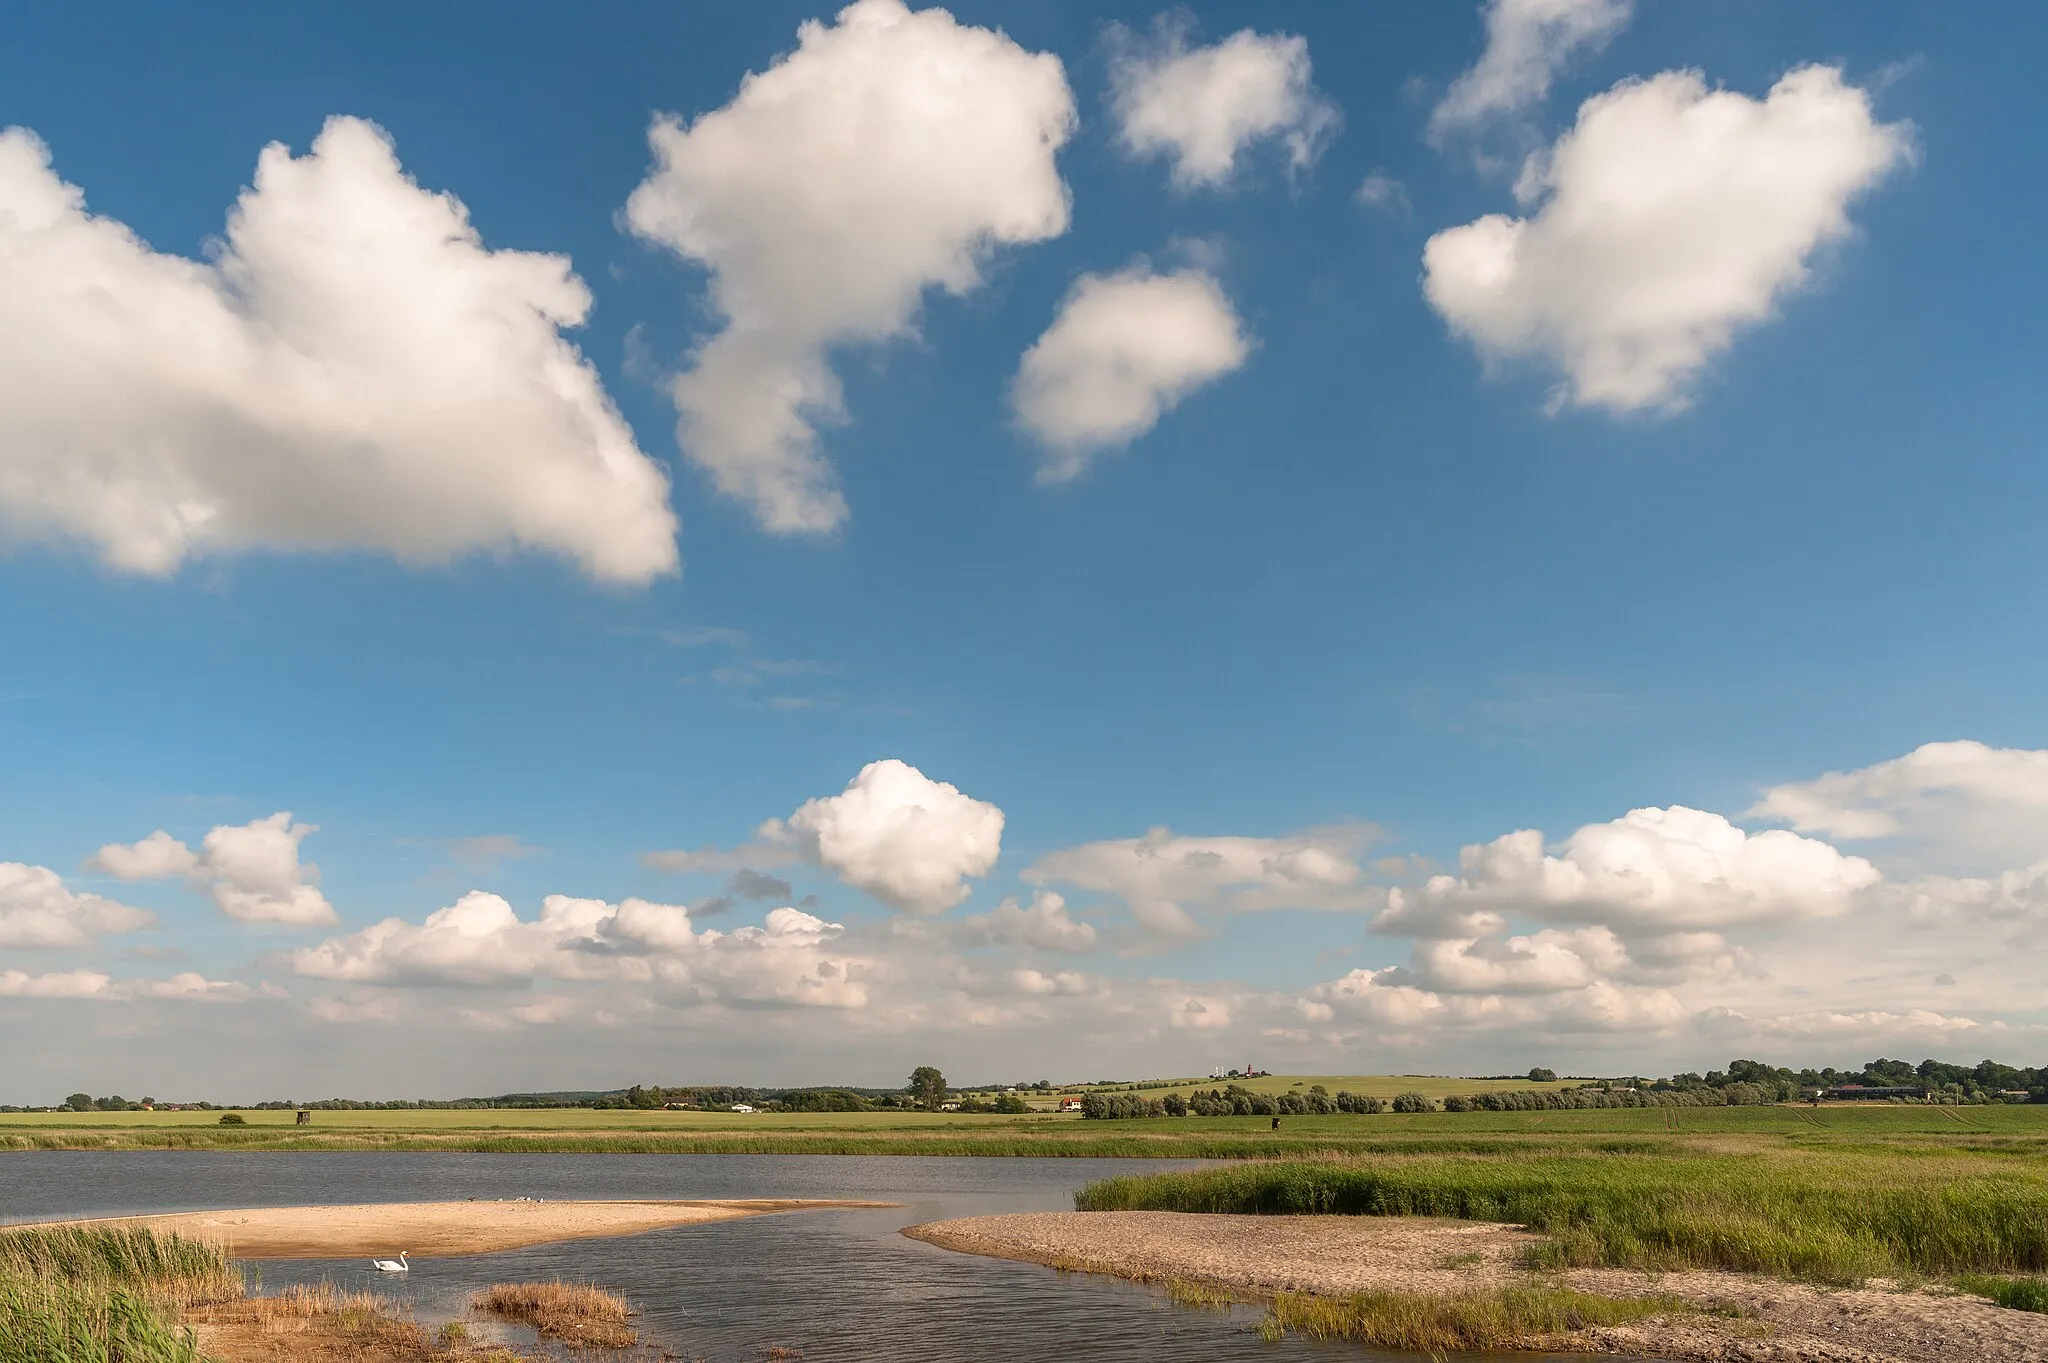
xmin=2 ymin=1152 xmax=1619 ymax=1361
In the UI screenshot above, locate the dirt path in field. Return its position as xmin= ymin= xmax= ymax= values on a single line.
xmin=907 ymin=1211 xmax=2048 ymax=1362
xmin=28 ymin=1198 xmax=891 ymax=1257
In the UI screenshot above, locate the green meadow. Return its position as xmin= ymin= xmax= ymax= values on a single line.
xmin=3 ymin=1094 xmax=2044 ymax=1155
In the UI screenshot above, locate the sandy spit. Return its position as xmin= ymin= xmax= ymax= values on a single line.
xmin=906 ymin=1212 xmax=2048 ymax=1363
xmin=28 ymin=1197 xmax=891 ymax=1257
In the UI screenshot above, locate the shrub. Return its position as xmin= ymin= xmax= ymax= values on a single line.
xmin=1956 ymin=1274 xmax=2048 ymax=1314
xmin=1391 ymin=1091 xmax=1433 ymax=1114
xmin=216 ymin=1113 xmax=246 ymax=1126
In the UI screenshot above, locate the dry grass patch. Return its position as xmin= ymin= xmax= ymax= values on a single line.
xmin=473 ymin=1280 xmax=636 ymax=1349
xmin=192 ymin=1281 xmax=542 ymax=1361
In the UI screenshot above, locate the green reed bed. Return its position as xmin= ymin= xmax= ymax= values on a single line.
xmin=1258 ymin=1285 xmax=1686 ymax=1354
xmin=0 ymin=1226 xmax=242 ymax=1363
xmin=1075 ymin=1147 xmax=2048 ymax=1285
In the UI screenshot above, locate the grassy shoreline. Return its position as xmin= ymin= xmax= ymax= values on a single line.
xmin=1075 ymin=1144 xmax=2048 ymax=1285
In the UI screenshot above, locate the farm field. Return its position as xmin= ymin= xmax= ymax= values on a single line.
xmin=2 ymin=1091 xmax=2043 ymax=1154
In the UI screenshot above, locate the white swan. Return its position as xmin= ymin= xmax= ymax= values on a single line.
xmin=370 ymin=1251 xmax=409 ymax=1272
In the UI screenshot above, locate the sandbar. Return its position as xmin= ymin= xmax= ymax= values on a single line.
xmin=27 ymin=1198 xmax=890 ymax=1257
xmin=907 ymin=1211 xmax=2048 ymax=1363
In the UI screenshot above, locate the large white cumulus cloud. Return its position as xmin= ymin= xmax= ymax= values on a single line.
xmin=1109 ymin=22 xmax=1337 ymax=189
xmin=626 ymin=0 xmax=1076 ymax=532
xmin=646 ymin=759 xmax=1005 ymax=915
xmin=1394 ymin=805 xmax=1879 ymax=934
xmin=0 ymin=863 xmax=154 ymax=949
xmin=1012 ymin=266 xmax=1250 ymax=482
xmin=772 ymin=759 xmax=1004 ymax=915
xmin=0 ymin=117 xmax=678 ymax=583
xmin=1423 ymin=66 xmax=1911 ymax=412
xmin=93 ymin=813 xmax=334 ymax=926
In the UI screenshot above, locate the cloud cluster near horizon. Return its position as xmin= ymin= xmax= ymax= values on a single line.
xmin=8 ymin=742 xmax=2045 ymax=1084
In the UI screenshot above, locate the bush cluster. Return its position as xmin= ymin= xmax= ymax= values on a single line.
xmin=1083 ymin=1084 xmax=1388 ymax=1119
xmin=1439 ymin=1083 xmax=1779 ymax=1112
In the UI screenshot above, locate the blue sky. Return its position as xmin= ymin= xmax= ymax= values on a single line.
xmin=1 ymin=2 xmax=2044 ymax=1101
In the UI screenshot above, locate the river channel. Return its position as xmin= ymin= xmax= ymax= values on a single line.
xmin=3 ymin=1151 xmax=1619 ymax=1361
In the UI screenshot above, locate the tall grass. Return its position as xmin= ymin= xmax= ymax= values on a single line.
xmin=0 ymin=1226 xmax=240 ymax=1363
xmin=0 ymin=1277 xmax=205 ymax=1363
xmin=0 ymin=1227 xmax=243 ymax=1306
xmin=1258 ymin=1286 xmax=1684 ymax=1354
xmin=1075 ymin=1149 xmax=2048 ymax=1284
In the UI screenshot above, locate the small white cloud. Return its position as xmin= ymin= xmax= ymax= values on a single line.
xmin=1422 ymin=65 xmax=1911 ymax=413
xmin=1025 ymin=825 xmax=1374 ymax=941
xmin=0 ymin=117 xmax=677 ymax=583
xmin=1705 ymin=1005 xmax=1993 ymax=1045
xmin=960 ymin=890 xmax=1098 ymax=954
xmin=447 ymin=835 xmax=539 ymax=871
xmin=625 ymin=0 xmax=1077 ymax=533
xmin=1355 ymin=171 xmax=1412 ymax=217
xmin=1012 ymin=265 xmax=1250 ymax=482
xmin=292 ymin=894 xmax=871 ymax=1010
xmin=1430 ymin=0 xmax=1634 ymax=140
xmin=0 ymin=969 xmax=114 ymax=999
xmin=1169 ymin=995 xmax=1233 ymax=1030
xmin=0 ymin=862 xmax=154 ymax=949
xmin=94 ymin=813 xmax=334 ymax=926
xmin=1748 ymin=740 xmax=2048 ymax=869
xmin=0 ymin=969 xmax=269 ymax=1002
xmin=1306 ymin=964 xmax=1690 ymax=1036
xmin=1109 ymin=19 xmax=1338 ymax=189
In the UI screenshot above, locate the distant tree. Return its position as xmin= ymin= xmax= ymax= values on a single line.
xmin=908 ymin=1066 xmax=948 ymax=1111
xmin=64 ymin=1093 xmax=92 ymax=1112
xmin=992 ymin=1091 xmax=1029 ymax=1114
xmin=1527 ymin=1067 xmax=1558 ymax=1083
xmin=1391 ymin=1091 xmax=1432 ymax=1114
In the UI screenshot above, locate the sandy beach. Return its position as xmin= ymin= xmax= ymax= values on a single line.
xmin=907 ymin=1211 xmax=2048 ymax=1363
xmin=30 ymin=1197 xmax=891 ymax=1257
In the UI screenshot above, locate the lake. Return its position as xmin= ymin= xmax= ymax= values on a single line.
xmin=3 ymin=1151 xmax=1619 ymax=1360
